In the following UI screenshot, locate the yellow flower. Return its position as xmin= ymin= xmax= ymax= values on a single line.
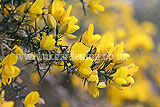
xmin=61 ymin=99 xmax=70 ymax=107
xmin=96 ymin=34 xmax=114 ymax=55
xmin=0 ymin=53 xmax=20 ymax=85
xmin=24 ymin=91 xmax=40 ymax=107
xmin=112 ymin=67 xmax=134 ymax=90
xmin=30 ymin=72 xmax=40 ymax=84
xmin=47 ymin=14 xmax=57 ymax=29
xmin=82 ymin=24 xmax=101 ymax=47
xmin=60 ymin=5 xmax=72 ymax=24
xmin=128 ymin=63 xmax=138 ymax=76
xmin=88 ymin=0 xmax=105 ymax=14
xmin=29 ymin=0 xmax=44 ymax=15
xmin=71 ymin=42 xmax=89 ymax=67
xmin=49 ymin=0 xmax=66 ymax=21
xmin=40 ymin=34 xmax=56 ymax=50
xmin=78 ymin=57 xmax=93 ymax=78
xmin=13 ymin=45 xmax=23 ymax=55
xmin=59 ymin=16 xmax=80 ymax=39
xmin=111 ymin=42 xmax=130 ymax=63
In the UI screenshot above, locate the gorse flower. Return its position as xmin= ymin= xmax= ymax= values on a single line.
xmin=0 ymin=53 xmax=20 ymax=85
xmin=111 ymin=66 xmax=137 ymax=90
xmin=16 ymin=0 xmax=44 ymax=21
xmin=59 ymin=16 xmax=80 ymax=39
xmin=49 ymin=1 xmax=80 ymax=39
xmin=40 ymin=34 xmax=56 ymax=50
xmin=96 ymin=34 xmax=114 ymax=55
xmin=28 ymin=0 xmax=44 ymax=15
xmin=49 ymin=0 xmax=66 ymax=21
xmin=82 ymin=24 xmax=101 ymax=47
xmin=24 ymin=91 xmax=40 ymax=107
xmin=111 ymin=42 xmax=130 ymax=63
xmin=12 ymin=45 xmax=23 ymax=55
xmin=78 ymin=57 xmax=93 ymax=78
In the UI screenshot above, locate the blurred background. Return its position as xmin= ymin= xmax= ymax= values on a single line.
xmin=7 ymin=0 xmax=160 ymax=106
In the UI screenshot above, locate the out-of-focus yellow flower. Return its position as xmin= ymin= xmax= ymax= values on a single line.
xmin=24 ymin=91 xmax=40 ymax=107
xmin=61 ymin=99 xmax=70 ymax=107
xmin=88 ymin=0 xmax=105 ymax=14
xmin=115 ymin=28 xmax=127 ymax=40
xmin=47 ymin=14 xmax=57 ymax=29
xmin=49 ymin=0 xmax=66 ymax=21
xmin=126 ymin=33 xmax=154 ymax=51
xmin=1 ymin=53 xmax=20 ymax=85
xmin=40 ymin=34 xmax=56 ymax=50
xmin=30 ymin=72 xmax=40 ymax=84
xmin=111 ymin=42 xmax=130 ymax=63
xmin=13 ymin=45 xmax=23 ymax=55
xmin=71 ymin=42 xmax=89 ymax=67
xmin=140 ymin=21 xmax=157 ymax=36
xmin=82 ymin=24 xmax=101 ymax=47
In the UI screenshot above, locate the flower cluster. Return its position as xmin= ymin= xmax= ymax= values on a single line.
xmin=0 ymin=0 xmax=140 ymax=106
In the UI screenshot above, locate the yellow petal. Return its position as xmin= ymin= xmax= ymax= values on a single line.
xmin=65 ymin=34 xmax=77 ymax=39
xmin=79 ymin=68 xmax=92 ymax=77
xmin=26 ymin=104 xmax=35 ymax=107
xmin=66 ymin=25 xmax=80 ymax=34
xmin=13 ymin=45 xmax=23 ymax=55
xmin=2 ymin=53 xmax=17 ymax=65
xmin=88 ymin=82 xmax=99 ymax=98
xmin=29 ymin=0 xmax=44 ymax=15
xmin=24 ymin=91 xmax=40 ymax=105
xmin=128 ymin=63 xmax=138 ymax=76
xmin=12 ymin=66 xmax=20 ymax=77
xmin=126 ymin=76 xmax=134 ymax=84
xmin=4 ymin=65 xmax=15 ymax=75
xmin=88 ymin=24 xmax=94 ymax=39
xmin=40 ymin=35 xmax=56 ymax=50
xmin=115 ymin=78 xmax=127 ymax=85
xmin=70 ymin=42 xmax=89 ymax=67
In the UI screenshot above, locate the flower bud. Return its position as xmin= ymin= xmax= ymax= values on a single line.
xmin=59 ymin=24 xmax=68 ymax=34
xmin=47 ymin=14 xmax=56 ymax=29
